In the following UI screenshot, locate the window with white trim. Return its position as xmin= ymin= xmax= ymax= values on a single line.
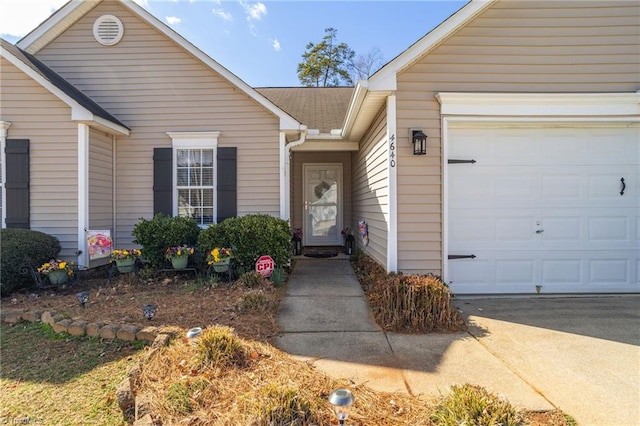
xmin=168 ymin=132 xmax=221 ymax=226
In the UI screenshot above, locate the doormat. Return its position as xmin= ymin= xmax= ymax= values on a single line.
xmin=304 ymin=252 xmax=338 ymax=258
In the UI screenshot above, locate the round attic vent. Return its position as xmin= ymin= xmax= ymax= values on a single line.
xmin=93 ymin=15 xmax=124 ymax=46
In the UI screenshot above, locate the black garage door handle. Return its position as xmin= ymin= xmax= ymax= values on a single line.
xmin=620 ymin=177 xmax=625 ymax=196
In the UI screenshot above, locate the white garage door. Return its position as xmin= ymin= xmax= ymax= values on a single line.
xmin=447 ymin=125 xmax=639 ymax=294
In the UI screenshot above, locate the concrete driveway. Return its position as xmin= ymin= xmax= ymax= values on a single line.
xmin=457 ymin=296 xmax=640 ymax=426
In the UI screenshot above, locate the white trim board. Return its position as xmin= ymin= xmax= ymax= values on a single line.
xmin=436 ymin=92 xmax=640 ymax=118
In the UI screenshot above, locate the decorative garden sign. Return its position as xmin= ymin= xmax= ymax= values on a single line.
xmin=255 ymin=255 xmax=274 ymax=278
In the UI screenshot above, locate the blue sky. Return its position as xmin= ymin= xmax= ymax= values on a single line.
xmin=1 ymin=0 xmax=468 ymax=87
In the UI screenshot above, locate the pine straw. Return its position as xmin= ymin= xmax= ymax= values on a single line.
xmin=137 ymin=328 xmax=433 ymax=425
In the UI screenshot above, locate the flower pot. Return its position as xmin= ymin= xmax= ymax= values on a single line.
xmin=171 ymin=255 xmax=189 ymax=270
xmin=115 ymin=257 xmax=136 ymax=273
xmin=48 ymin=269 xmax=68 ymax=285
xmin=212 ymin=257 xmax=231 ymax=272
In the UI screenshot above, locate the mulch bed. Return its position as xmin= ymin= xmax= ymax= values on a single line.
xmin=3 ymin=272 xmax=282 ymax=342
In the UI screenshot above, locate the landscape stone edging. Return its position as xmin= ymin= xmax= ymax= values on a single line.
xmin=1 ymin=308 xmax=159 ymax=343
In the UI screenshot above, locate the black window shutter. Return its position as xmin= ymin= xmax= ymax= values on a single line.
xmin=5 ymin=139 xmax=30 ymax=229
xmin=153 ymin=148 xmax=173 ymax=216
xmin=217 ymin=147 xmax=237 ymax=222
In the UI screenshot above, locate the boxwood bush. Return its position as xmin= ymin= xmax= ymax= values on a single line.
xmin=198 ymin=214 xmax=291 ymax=272
xmin=1 ymin=229 xmax=61 ymax=295
xmin=132 ymin=214 xmax=201 ymax=267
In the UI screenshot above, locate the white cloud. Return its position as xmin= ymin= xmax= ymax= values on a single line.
xmin=0 ymin=0 xmax=67 ymax=38
xmin=239 ymin=1 xmax=267 ymax=22
xmin=271 ymin=38 xmax=281 ymax=52
xmin=213 ymin=8 xmax=233 ymax=21
xmin=166 ymin=16 xmax=181 ymax=25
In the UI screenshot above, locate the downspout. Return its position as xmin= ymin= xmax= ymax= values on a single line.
xmin=77 ymin=123 xmax=90 ymax=267
xmin=281 ymin=126 xmax=307 ymax=221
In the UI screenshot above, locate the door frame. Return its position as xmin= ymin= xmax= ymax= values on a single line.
xmin=302 ymin=163 xmax=343 ymax=246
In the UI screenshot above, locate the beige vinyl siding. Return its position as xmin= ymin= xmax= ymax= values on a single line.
xmin=291 ymin=151 xmax=352 ymax=241
xmin=35 ymin=1 xmax=282 ymax=246
xmin=394 ymin=0 xmax=640 ymax=274
xmin=0 ymin=58 xmax=79 ymax=257
xmin=351 ymin=107 xmax=388 ymax=266
xmin=88 ymin=128 xmax=113 ymax=227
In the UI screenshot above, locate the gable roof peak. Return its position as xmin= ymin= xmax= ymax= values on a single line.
xmin=17 ymin=0 xmax=302 ymax=132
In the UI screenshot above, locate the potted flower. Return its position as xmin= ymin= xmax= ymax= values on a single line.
xmin=111 ymin=249 xmax=142 ymax=273
xmin=38 ymin=259 xmax=74 ymax=285
xmin=207 ymin=247 xmax=233 ymax=272
xmin=165 ymin=245 xmax=194 ymax=270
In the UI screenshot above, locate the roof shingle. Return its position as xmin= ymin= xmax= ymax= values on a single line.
xmin=256 ymin=87 xmax=353 ymax=133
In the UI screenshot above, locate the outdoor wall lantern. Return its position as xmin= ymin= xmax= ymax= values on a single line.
xmin=329 ymin=388 xmax=354 ymax=425
xmin=410 ymin=129 xmax=427 ymax=155
xmin=76 ymin=290 xmax=89 ymax=307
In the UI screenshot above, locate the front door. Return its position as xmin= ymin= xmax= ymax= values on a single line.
xmin=303 ymin=163 xmax=342 ymax=246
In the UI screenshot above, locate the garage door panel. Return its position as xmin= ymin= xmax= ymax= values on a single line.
xmin=542 ymin=259 xmax=583 ymax=285
xmin=450 ymin=214 xmax=494 ymax=242
xmin=588 ymin=217 xmax=629 ymax=241
xmin=496 ymin=216 xmax=537 ymax=242
xmin=589 ymin=259 xmax=629 ymax=285
xmin=542 ymin=175 xmax=582 ymax=200
xmin=588 ymin=174 xmax=628 ymax=199
xmin=542 ymin=216 xmax=581 ymax=241
xmin=450 ymin=258 xmax=492 ymax=288
xmin=496 ymin=260 xmax=535 ymax=285
xmin=448 ymin=125 xmax=639 ymax=294
xmin=587 ymin=130 xmax=639 ymax=165
xmin=541 ymin=135 xmax=584 ymax=164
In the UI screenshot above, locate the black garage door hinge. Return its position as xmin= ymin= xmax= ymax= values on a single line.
xmin=448 ymin=254 xmax=477 ymax=260
xmin=448 ymin=159 xmax=476 ymax=164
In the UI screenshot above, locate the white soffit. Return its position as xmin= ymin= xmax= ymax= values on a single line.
xmin=18 ymin=0 xmax=95 ymax=54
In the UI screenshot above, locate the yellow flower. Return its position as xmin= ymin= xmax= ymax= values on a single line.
xmin=59 ymin=262 xmax=67 ymax=269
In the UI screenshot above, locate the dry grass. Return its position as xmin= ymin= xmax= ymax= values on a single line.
xmin=136 ymin=327 xmax=433 ymax=425
xmin=3 ymin=261 xmax=574 ymax=425
xmin=353 ymin=253 xmax=465 ymax=333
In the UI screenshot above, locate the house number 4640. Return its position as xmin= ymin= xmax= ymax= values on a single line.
xmin=389 ymin=134 xmax=396 ymax=167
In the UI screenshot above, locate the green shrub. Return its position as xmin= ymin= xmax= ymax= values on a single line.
xmin=166 ymin=382 xmax=192 ymax=414
xmin=132 ymin=214 xmax=200 ymax=268
xmin=0 ymin=229 xmax=61 ymax=295
xmin=236 ymin=271 xmax=270 ymax=289
xmin=198 ymin=214 xmax=291 ymax=272
xmin=431 ymin=384 xmax=523 ymax=425
xmin=243 ymin=383 xmax=317 ymax=426
xmin=353 ymin=253 xmax=465 ymax=333
xmin=195 ymin=326 xmax=247 ymax=370
xmin=269 ymin=267 xmax=285 ymax=287
xmin=235 ymin=289 xmax=276 ymax=312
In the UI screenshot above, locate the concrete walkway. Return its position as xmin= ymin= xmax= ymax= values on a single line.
xmin=275 ymin=258 xmax=640 ymax=426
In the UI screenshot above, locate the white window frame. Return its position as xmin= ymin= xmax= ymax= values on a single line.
xmin=167 ymin=132 xmax=221 ymax=227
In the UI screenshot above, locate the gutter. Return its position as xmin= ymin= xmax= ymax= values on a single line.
xmin=341 ymin=80 xmax=369 ymax=139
